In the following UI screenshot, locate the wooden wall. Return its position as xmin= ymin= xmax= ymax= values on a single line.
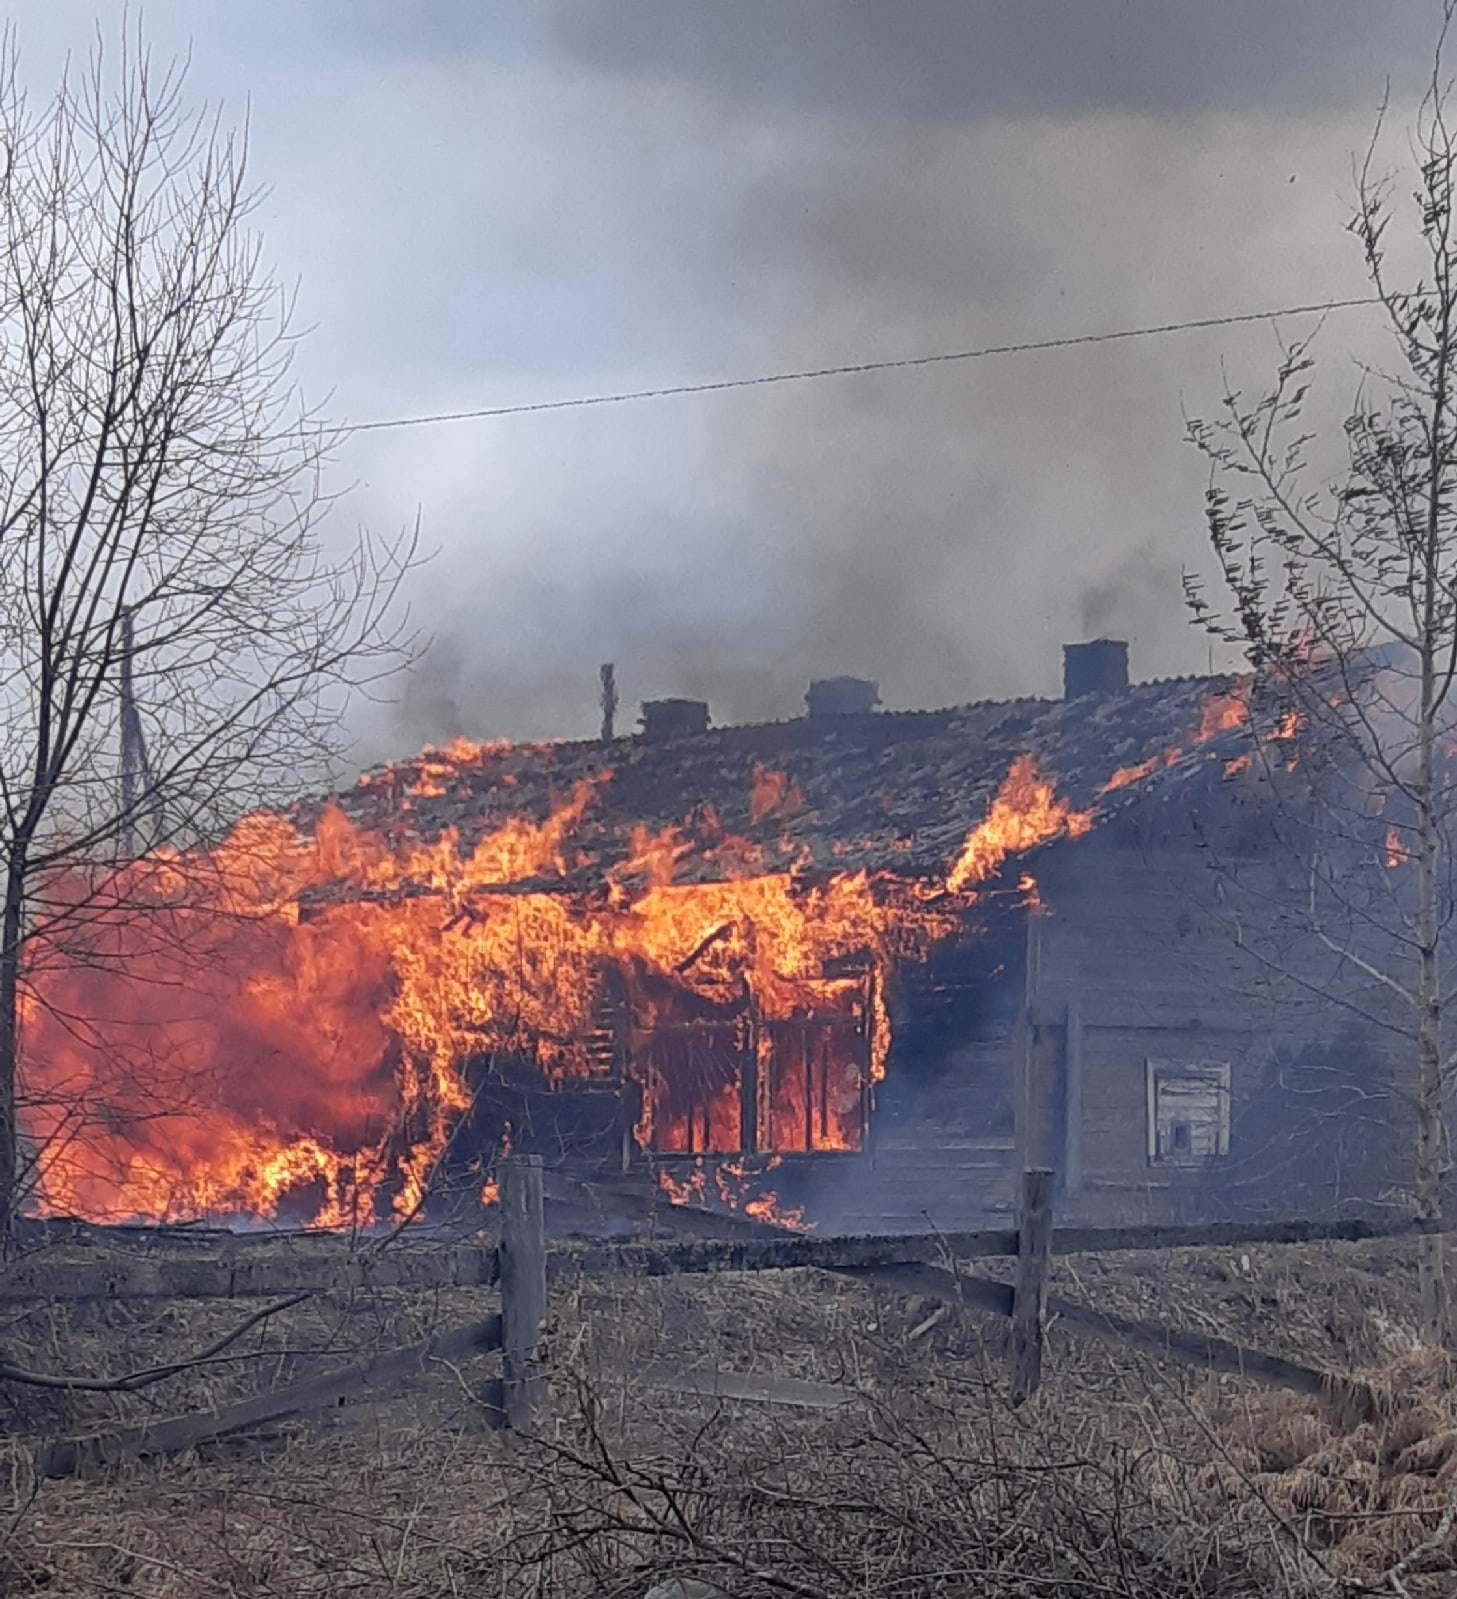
xmin=1031 ymin=830 xmax=1409 ymax=1225
xmin=772 ymin=917 xmax=1026 ymax=1231
xmin=687 ymin=819 xmax=1411 ymax=1232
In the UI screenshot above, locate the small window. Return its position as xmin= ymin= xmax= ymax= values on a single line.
xmin=1146 ymin=1060 xmax=1230 ymax=1165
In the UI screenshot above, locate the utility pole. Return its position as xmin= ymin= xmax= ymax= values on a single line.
xmin=119 ymin=609 xmax=162 ymax=857
xmin=599 ymin=662 xmax=618 ymax=742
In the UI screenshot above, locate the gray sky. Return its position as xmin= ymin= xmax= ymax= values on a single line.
xmin=7 ymin=2 xmax=1452 ymax=756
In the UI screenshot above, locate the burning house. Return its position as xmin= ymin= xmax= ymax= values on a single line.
xmin=18 ymin=642 xmax=1415 ymax=1234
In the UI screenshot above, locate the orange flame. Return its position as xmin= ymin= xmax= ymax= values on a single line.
xmin=1197 ymin=682 xmax=1252 ymax=743
xmin=1100 ymin=680 xmax=1260 ymax=796
xmin=1100 ymin=754 xmax=1160 ymax=794
xmin=657 ymin=1157 xmax=811 ymax=1231
xmin=1099 ymin=748 xmax=1183 ymax=795
xmin=749 ymin=762 xmax=804 ymax=827
xmin=20 ymin=784 xmax=919 ymax=1224
xmin=945 ymin=756 xmax=1095 ymax=895
xmin=658 ymin=1164 xmax=708 ymax=1209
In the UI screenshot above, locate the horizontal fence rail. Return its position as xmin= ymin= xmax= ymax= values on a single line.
xmin=0 ymin=1245 xmax=499 ymax=1302
xmin=3 ymin=1211 xmax=1445 ymax=1303
xmin=551 ymin=1211 xmax=1447 ymax=1286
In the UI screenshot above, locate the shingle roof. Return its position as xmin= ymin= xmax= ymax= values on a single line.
xmin=305 ymin=674 xmax=1254 ymax=894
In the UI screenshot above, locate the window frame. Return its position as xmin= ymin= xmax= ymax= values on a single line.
xmin=1145 ymin=1059 xmax=1231 ymax=1166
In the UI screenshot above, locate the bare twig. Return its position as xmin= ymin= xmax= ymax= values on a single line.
xmin=0 ymin=1290 xmax=311 ymax=1391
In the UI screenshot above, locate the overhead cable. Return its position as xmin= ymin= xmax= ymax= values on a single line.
xmin=347 ymin=295 xmax=1382 ymax=433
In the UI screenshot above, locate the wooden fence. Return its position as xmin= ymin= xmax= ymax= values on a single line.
xmin=10 ymin=1155 xmax=1440 ymax=1477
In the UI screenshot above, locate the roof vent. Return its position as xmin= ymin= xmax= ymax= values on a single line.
xmin=806 ymin=677 xmax=881 ymax=719
xmin=640 ymin=698 xmax=710 ymax=742
xmin=1063 ymin=640 xmax=1129 ymax=701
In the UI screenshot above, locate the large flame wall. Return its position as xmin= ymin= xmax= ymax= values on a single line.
xmin=18 ymin=749 xmax=1110 ymax=1228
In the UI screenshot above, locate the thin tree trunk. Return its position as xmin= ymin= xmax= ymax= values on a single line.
xmin=1417 ymin=644 xmax=1449 ymax=1343
xmin=0 ymin=865 xmax=23 ymax=1249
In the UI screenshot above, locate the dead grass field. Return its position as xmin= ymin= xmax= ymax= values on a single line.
xmin=2 ymin=1232 xmax=1456 ymax=1597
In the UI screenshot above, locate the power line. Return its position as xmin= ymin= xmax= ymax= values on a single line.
xmin=348 ymin=295 xmax=1383 ymax=434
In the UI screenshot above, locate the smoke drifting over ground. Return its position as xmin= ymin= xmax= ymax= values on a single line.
xmin=10 ymin=1 xmax=1452 ymax=759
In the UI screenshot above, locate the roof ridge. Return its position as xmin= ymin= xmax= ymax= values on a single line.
xmin=348 ymin=671 xmax=1239 ymax=777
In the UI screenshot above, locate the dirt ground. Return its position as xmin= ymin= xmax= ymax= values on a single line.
xmin=2 ymin=1231 xmax=1456 ymax=1597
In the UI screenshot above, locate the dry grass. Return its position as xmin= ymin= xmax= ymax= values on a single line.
xmin=1 ymin=1236 xmax=1456 ymax=1596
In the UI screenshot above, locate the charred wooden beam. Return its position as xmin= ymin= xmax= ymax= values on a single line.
xmin=542 ymin=1166 xmax=784 ymax=1242
xmin=1013 ymin=909 xmax=1042 ymax=1173
xmin=551 ymin=1212 xmax=1450 ymax=1283
xmin=1063 ymin=994 xmax=1083 ymax=1195
xmin=839 ymin=1262 xmax=1013 ymax=1317
xmin=674 ymin=922 xmax=735 ymax=973
xmin=1048 ymin=1214 xmax=1444 ymax=1253
xmin=1048 ymin=1296 xmax=1366 ymax=1406
xmin=550 ymin=1233 xmax=1011 ymax=1282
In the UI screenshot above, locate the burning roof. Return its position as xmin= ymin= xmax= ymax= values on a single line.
xmin=316 ymin=672 xmax=1252 ymax=894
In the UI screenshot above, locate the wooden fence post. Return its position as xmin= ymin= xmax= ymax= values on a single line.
xmin=1063 ymin=993 xmax=1083 ymax=1196
xmin=1010 ymin=1167 xmax=1054 ymax=1406
xmin=499 ymin=1154 xmax=547 ymax=1431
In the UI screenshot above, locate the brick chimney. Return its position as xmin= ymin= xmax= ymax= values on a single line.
xmin=640 ymin=699 xmax=710 ymax=741
xmin=806 ymin=677 xmax=881 ymax=719
xmin=1063 ymin=640 xmax=1129 ymax=700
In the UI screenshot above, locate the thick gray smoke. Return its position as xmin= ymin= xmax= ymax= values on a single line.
xmin=348 ymin=0 xmax=1443 ymax=755
xmin=9 ymin=1 xmax=1450 ymax=759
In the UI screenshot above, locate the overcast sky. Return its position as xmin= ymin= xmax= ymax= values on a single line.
xmin=7 ymin=2 xmax=1453 ymax=757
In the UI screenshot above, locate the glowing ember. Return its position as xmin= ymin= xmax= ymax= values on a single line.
xmin=1100 ymin=680 xmax=1259 ymax=796
xmin=657 ymin=1157 xmax=811 ymax=1231
xmin=1100 ymin=755 xmax=1160 ymax=794
xmin=1197 ymin=681 xmax=1252 ymax=743
xmin=749 ymin=762 xmax=804 ymax=827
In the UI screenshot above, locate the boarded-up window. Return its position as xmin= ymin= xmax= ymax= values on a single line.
xmin=1145 ymin=1061 xmax=1230 ymax=1165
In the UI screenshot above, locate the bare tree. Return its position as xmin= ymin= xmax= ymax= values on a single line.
xmin=1186 ymin=11 xmax=1457 ymax=1341
xmin=0 ymin=29 xmax=416 ymax=1237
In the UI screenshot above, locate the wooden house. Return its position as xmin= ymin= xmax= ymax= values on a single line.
xmin=304 ymin=641 xmax=1412 ymax=1234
